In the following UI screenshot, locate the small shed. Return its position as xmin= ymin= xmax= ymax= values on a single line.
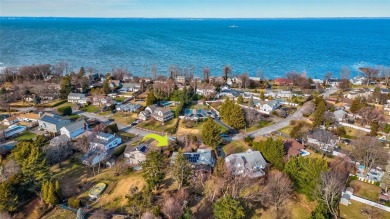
xmin=340 ymin=187 xmax=354 ymax=206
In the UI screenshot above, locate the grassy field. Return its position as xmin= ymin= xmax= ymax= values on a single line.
xmin=98 ymin=111 xmax=112 ymax=116
xmin=81 ymin=105 xmax=100 ymax=113
xmin=349 ymin=180 xmax=381 ymax=202
xmin=137 ymin=118 xmax=178 ymax=133
xmin=41 ymin=207 xmax=76 ymax=219
xmin=38 ymin=99 xmax=67 ymax=108
xmin=279 ymin=126 xmax=293 ymax=136
xmin=15 ymin=131 xmax=36 ymax=141
xmin=54 ymin=102 xmax=74 ymax=109
xmin=68 ymin=114 xmax=80 ymax=121
xmin=223 ymin=140 xmax=250 ymax=155
xmin=110 ymin=112 xmax=137 ymax=125
xmin=117 ymin=131 xmax=136 ymax=140
xmin=9 ymin=101 xmax=33 ymax=107
xmin=242 ymin=120 xmax=272 ymax=132
xmin=339 ymin=200 xmax=390 ymax=219
xmin=251 ymin=194 xmax=314 ymax=219
xmin=344 ymin=127 xmax=368 ymax=139
xmin=113 ymin=96 xmax=126 ymax=102
xmin=176 ymin=119 xmax=228 ymax=136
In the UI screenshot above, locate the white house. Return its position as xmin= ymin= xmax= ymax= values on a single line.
xmin=60 ymin=120 xmax=89 ymax=139
xmin=225 ymin=149 xmax=267 ymax=178
xmin=312 ymin=79 xmax=323 ymax=84
xmin=151 ymin=107 xmax=174 ymax=123
xmin=17 ymin=113 xmax=40 ymax=123
xmin=259 ymin=100 xmax=281 ymax=113
xmin=196 ymin=85 xmax=216 ymax=96
xmin=68 ymin=93 xmax=89 ymax=104
xmin=121 ymin=83 xmax=141 ymax=92
xmin=349 ymin=76 xmax=366 ymax=85
xmin=2 ymin=115 xmax=19 ymax=126
xmin=124 ymin=139 xmax=154 ymax=169
xmin=277 ymin=90 xmax=293 ymax=99
xmin=116 ymin=103 xmax=142 ymax=112
xmin=264 ymin=90 xmax=277 ymax=98
xmin=90 ymin=132 xmax=122 ymax=151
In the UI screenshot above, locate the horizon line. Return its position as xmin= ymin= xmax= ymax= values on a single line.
xmin=1 ymin=16 xmax=389 ymax=19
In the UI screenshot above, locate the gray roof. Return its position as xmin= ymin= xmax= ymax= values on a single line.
xmin=172 ymin=149 xmax=214 ymax=167
xmin=334 ymin=109 xmax=347 ymax=119
xmin=226 ymin=150 xmax=267 ymax=172
xmin=265 ymin=100 xmax=280 ymax=108
xmin=62 ymin=120 xmax=87 ymax=132
xmin=122 ymin=83 xmax=140 ymax=89
xmin=97 ymin=132 xmax=112 ymax=139
xmin=50 ymin=134 xmax=70 ymax=145
xmin=40 ymin=115 xmax=69 ymax=125
xmin=68 ymin=93 xmax=85 ymax=98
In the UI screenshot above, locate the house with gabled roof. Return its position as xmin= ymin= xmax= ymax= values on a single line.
xmin=38 ymin=113 xmax=71 ymax=133
xmin=225 ymin=149 xmax=267 ymax=178
xmin=17 ymin=113 xmax=40 ymax=123
xmin=171 ymin=149 xmax=215 ymax=171
xmin=67 ymin=93 xmax=89 ymax=104
xmin=2 ymin=115 xmax=19 ymax=126
xmin=90 ymin=132 xmax=122 ymax=151
xmin=60 ymin=120 xmax=89 ymax=139
xmin=151 ymin=107 xmax=174 ymax=123
xmin=49 ymin=134 xmax=70 ymax=147
xmin=124 ymin=139 xmax=155 ymax=169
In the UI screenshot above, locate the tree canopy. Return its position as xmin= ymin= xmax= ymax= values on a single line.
xmin=213 ymin=195 xmax=245 ymax=219
xmin=220 ymin=98 xmax=246 ymax=129
xmin=141 ymin=150 xmax=166 ymax=191
xmin=252 ymin=137 xmax=285 ymax=170
xmin=202 ymin=118 xmax=222 ymax=148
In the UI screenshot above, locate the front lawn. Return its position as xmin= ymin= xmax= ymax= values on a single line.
xmin=242 ymin=120 xmax=271 ymax=132
xmin=117 ymin=131 xmax=136 ymax=140
xmin=339 ymin=200 xmax=390 ymax=219
xmin=113 ymin=96 xmax=126 ymax=102
xmin=137 ymin=118 xmax=178 ymax=134
xmin=223 ymin=140 xmax=250 ymax=155
xmin=110 ymin=112 xmax=137 ymax=125
xmin=98 ymin=111 xmax=112 ymax=116
xmin=349 ymin=180 xmax=381 ymax=202
xmin=68 ymin=114 xmax=80 ymax=121
xmin=15 ymin=131 xmax=36 ymax=141
xmin=344 ymin=127 xmax=368 ymax=139
xmin=279 ymin=126 xmax=293 ymax=136
xmin=81 ymin=105 xmax=100 ymax=113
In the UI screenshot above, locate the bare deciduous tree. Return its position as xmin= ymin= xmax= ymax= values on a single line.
xmin=358 ymin=106 xmax=383 ymax=126
xmin=162 ymin=189 xmax=189 ymax=219
xmin=317 ymin=170 xmax=348 ymax=219
xmin=361 ymin=206 xmax=383 ymax=219
xmin=351 ymin=136 xmax=389 ymax=175
xmin=260 ymin=171 xmax=293 ymax=213
xmin=359 ymin=67 xmax=379 ymax=85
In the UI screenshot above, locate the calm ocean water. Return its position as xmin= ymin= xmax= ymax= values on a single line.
xmin=0 ymin=18 xmax=389 ymax=79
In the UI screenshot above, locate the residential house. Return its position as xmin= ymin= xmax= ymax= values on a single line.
xmin=326 ymin=78 xmax=341 ymax=87
xmin=0 ymin=141 xmax=17 ymax=155
xmin=138 ymin=110 xmax=151 ymax=121
xmin=82 ymin=148 xmax=108 ymax=166
xmin=121 ymin=83 xmax=141 ymax=92
xmin=49 ymin=134 xmax=70 ymax=147
xmin=110 ymin=80 xmax=122 ymax=88
xmin=277 ymin=90 xmax=293 ymax=99
xmin=2 ymin=115 xmax=19 ymax=126
xmin=183 ymin=109 xmax=216 ymax=121
xmin=274 ymin=78 xmax=293 ymax=86
xmin=284 ymin=139 xmax=307 ymax=159
xmin=60 ymin=120 xmax=89 ymax=139
xmin=92 ymin=96 xmax=116 ymax=107
xmin=151 ymin=107 xmax=174 ymax=123
xmin=225 ymin=149 xmax=267 ymax=178
xmin=264 ymin=90 xmax=277 ymax=99
xmin=349 ymin=76 xmax=366 ymax=86
xmin=38 ymin=113 xmax=71 ymax=133
xmin=196 ymin=85 xmax=216 ymax=96
xmin=68 ymin=93 xmax=89 ymax=104
xmin=249 ymin=77 xmax=261 ymax=82
xmin=259 ymin=100 xmax=281 ymax=113
xmin=2 ymin=125 xmax=26 ymax=138
xmin=17 ymin=113 xmax=40 ymax=123
xmin=175 ymin=76 xmax=186 ymax=84
xmin=307 ymin=132 xmax=337 ymax=152
xmin=221 ymin=84 xmax=231 ymax=90
xmin=333 ymin=109 xmax=347 ymax=122
xmin=124 ymin=139 xmax=154 ymax=169
xmin=345 ymin=88 xmax=371 ymax=99
xmin=218 ymin=89 xmax=241 ymax=98
xmin=380 ymin=88 xmax=390 ymax=95
xmin=227 ymin=77 xmax=242 ymax=86
xmin=171 ymin=149 xmax=215 ymax=171
xmin=312 ymin=79 xmax=323 ymax=84
xmin=116 ymin=103 xmax=142 ymax=112
xmin=90 ymin=132 xmax=122 ymax=151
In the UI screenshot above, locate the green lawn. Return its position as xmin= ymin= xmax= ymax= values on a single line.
xmin=117 ymin=131 xmax=136 ymax=140
xmin=15 ymin=131 xmax=36 ymax=141
xmin=279 ymin=126 xmax=293 ymax=136
xmin=349 ymin=180 xmax=381 ymax=202
xmin=54 ymin=102 xmax=74 ymax=109
xmin=223 ymin=140 xmax=250 ymax=155
xmin=110 ymin=112 xmax=137 ymax=125
xmin=68 ymin=114 xmax=80 ymax=121
xmin=242 ymin=120 xmax=271 ymax=132
xmin=339 ymin=200 xmax=390 ymax=219
xmin=344 ymin=127 xmax=368 ymax=139
xmin=81 ymin=105 xmax=100 ymax=113
xmin=98 ymin=111 xmax=112 ymax=116
xmin=113 ymin=97 xmax=126 ymax=102
xmin=137 ymin=118 xmax=178 ymax=134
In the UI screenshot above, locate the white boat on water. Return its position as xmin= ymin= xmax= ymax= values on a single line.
xmin=229 ymin=25 xmax=238 ymax=28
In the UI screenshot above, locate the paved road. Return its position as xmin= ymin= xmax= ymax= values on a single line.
xmin=232 ymin=86 xmax=339 ymax=140
xmin=348 ymin=193 xmax=390 ymax=212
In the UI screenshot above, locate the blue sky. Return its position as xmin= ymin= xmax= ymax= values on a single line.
xmin=0 ymin=0 xmax=389 ymax=18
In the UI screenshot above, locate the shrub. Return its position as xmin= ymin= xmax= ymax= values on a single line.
xmin=68 ymin=197 xmax=80 ymax=208
xmin=104 ymin=123 xmax=119 ymax=133
xmin=185 ymin=120 xmax=195 ymax=128
xmin=374 ymin=181 xmax=380 ymax=186
xmin=58 ymin=106 xmax=72 ymax=116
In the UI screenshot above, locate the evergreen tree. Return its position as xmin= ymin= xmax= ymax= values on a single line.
xmin=58 ymin=105 xmax=72 ymax=116
xmin=350 ymin=97 xmax=367 ymax=114
xmin=146 ymin=91 xmax=157 ymax=106
xmin=102 ymin=78 xmax=111 ymax=94
xmin=213 ymin=195 xmax=245 ymax=219
xmin=252 ymin=138 xmax=285 ymax=170
xmin=237 ymin=95 xmax=243 ymax=104
xmin=313 ymin=101 xmax=326 ymax=128
xmin=309 ymin=201 xmax=332 ymax=219
xmin=202 ymin=118 xmax=222 ymax=148
xmin=0 ymin=180 xmax=19 ymax=212
xmin=78 ymin=67 xmax=86 ymax=78
xmin=171 ymin=151 xmax=193 ymax=189
xmin=219 ymin=98 xmax=246 ymax=129
xmin=370 ymin=121 xmax=379 ymax=136
xmin=59 ymin=76 xmax=72 ymax=99
xmin=141 ymin=150 xmax=165 ymax=191
xmin=248 ymin=95 xmax=254 ymax=107
xmin=284 ymin=157 xmax=329 ymax=200
xmin=260 ymin=91 xmax=265 ymax=100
